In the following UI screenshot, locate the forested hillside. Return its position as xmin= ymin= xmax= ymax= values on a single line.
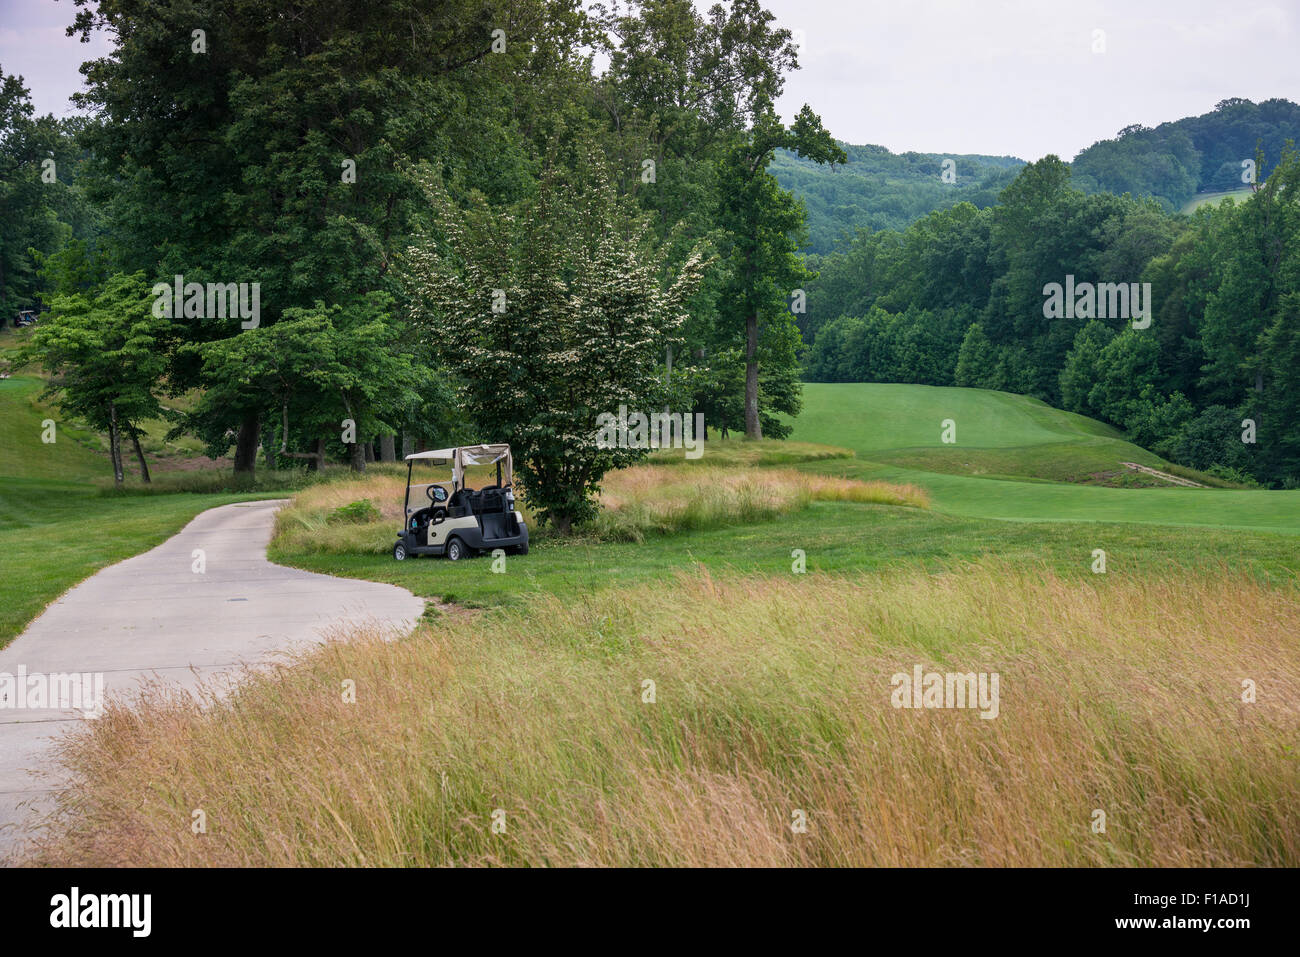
xmin=777 ymin=98 xmax=1300 ymax=255
xmin=1072 ymin=97 xmax=1300 ymax=210
xmin=771 ymin=143 xmax=1023 ymax=253
xmin=800 ymin=152 xmax=1300 ymax=489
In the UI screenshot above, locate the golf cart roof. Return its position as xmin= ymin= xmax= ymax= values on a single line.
xmin=404 ymin=444 xmax=514 ymax=494
xmin=405 ymin=448 xmax=457 ymax=461
xmin=404 ymin=444 xmax=511 ymax=464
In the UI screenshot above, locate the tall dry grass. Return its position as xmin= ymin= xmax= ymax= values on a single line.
xmin=28 ymin=565 xmax=1299 ymax=867
xmin=590 ymin=466 xmax=926 ymax=541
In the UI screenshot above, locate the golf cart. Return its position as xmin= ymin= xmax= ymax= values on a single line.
xmin=394 ymin=444 xmax=528 ymax=561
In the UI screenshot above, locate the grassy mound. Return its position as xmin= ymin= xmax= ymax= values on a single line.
xmin=0 ymin=376 xmax=106 ymax=481
xmin=793 ymin=382 xmax=1175 ymax=476
xmin=792 ymin=383 xmax=1300 ymax=534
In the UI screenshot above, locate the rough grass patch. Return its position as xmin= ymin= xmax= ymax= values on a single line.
xmin=27 ymin=565 xmax=1297 ymax=867
xmin=590 ymin=466 xmax=927 ymax=541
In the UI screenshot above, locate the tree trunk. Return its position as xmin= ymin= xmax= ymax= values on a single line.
xmin=553 ymin=514 xmax=572 ymax=536
xmin=1256 ymin=368 xmax=1264 ymax=393
xmin=107 ymin=402 xmax=124 ymax=487
xmin=129 ymin=425 xmax=151 ymax=484
xmin=263 ymin=419 xmax=277 ymax=471
xmin=380 ymin=434 xmax=396 ymax=462
xmin=744 ymin=311 xmax=762 ymax=440
xmin=233 ymin=412 xmax=260 ymax=476
xmin=364 ymin=441 xmax=375 ymax=463
xmin=304 ymin=437 xmax=327 ymax=472
xmin=339 ymin=394 xmax=364 ymax=473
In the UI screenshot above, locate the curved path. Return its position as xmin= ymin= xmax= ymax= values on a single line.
xmin=0 ymin=499 xmax=424 ymax=860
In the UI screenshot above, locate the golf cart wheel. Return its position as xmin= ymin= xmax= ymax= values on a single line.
xmin=445 ymin=537 xmax=466 ymax=561
xmin=514 ymin=542 xmax=529 ymax=555
xmin=393 ymin=542 xmax=407 ymax=561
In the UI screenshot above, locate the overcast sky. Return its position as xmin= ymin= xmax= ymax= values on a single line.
xmin=2 ymin=0 xmax=1296 ymax=161
xmin=757 ymin=0 xmax=1298 ymax=159
xmin=0 ymin=0 xmax=112 ymax=114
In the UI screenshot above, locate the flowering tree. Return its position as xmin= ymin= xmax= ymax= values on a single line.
xmin=404 ymin=150 xmax=707 ymax=533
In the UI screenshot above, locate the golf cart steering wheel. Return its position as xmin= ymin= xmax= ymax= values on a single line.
xmin=426 ymin=485 xmax=448 ymax=504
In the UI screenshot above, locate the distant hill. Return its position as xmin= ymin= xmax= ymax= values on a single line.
xmin=771 ymin=144 xmax=1024 ymax=255
xmin=1070 ymin=98 xmax=1300 ymax=211
xmin=776 ymin=98 xmax=1300 ymax=256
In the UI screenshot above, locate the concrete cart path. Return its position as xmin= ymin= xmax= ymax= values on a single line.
xmin=0 ymin=499 xmax=424 ymax=861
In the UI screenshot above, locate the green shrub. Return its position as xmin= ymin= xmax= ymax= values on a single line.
xmin=1204 ymin=464 xmax=1264 ymax=488
xmin=329 ymin=499 xmax=380 ymax=524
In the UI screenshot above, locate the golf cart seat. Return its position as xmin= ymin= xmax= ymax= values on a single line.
xmin=448 ymin=487 xmax=474 ymax=517
xmin=478 ymin=488 xmax=516 ymax=541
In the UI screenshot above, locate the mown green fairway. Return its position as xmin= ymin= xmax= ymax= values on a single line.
xmin=789 ymin=382 xmax=1128 ymax=452
xmin=272 ymin=500 xmax=1300 ymax=616
xmin=790 ymin=383 xmax=1300 ymax=534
